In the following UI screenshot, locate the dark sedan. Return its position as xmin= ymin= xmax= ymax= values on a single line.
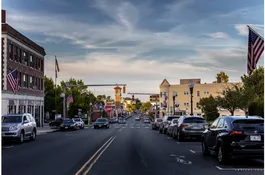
xmin=201 ymin=116 xmax=264 ymax=164
xmin=60 ymin=118 xmax=78 ymax=131
xmin=94 ymin=118 xmax=109 ymax=129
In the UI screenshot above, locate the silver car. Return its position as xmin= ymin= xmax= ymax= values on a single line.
xmin=2 ymin=113 xmax=37 ymax=143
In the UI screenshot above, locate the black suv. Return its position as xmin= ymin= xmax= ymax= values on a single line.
xmin=201 ymin=116 xmax=264 ymax=164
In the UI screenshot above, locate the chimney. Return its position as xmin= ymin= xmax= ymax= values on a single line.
xmin=217 ymin=77 xmax=222 ymax=83
xmin=2 ymin=10 xmax=6 ymax=23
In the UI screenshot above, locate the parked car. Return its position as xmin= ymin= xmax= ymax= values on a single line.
xmin=73 ymin=118 xmax=85 ymax=129
xmin=173 ymin=116 xmax=206 ymax=141
xmin=167 ymin=118 xmax=179 ymax=136
xmin=60 ymin=118 xmax=78 ymax=131
xmin=94 ymin=118 xmax=109 ymax=129
xmin=49 ymin=118 xmax=63 ymax=127
xmin=159 ymin=115 xmax=180 ymax=134
xmin=2 ymin=113 xmax=37 ymax=143
xmin=109 ymin=118 xmax=118 ymax=123
xmin=135 ymin=116 xmax=140 ymax=121
xmin=201 ymin=116 xmax=264 ymax=164
xmin=152 ymin=118 xmax=163 ymax=130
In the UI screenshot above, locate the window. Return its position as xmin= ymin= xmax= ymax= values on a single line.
xmin=196 ymin=102 xmax=199 ymax=108
xmin=184 ymin=102 xmax=186 ymax=106
xmin=30 ymin=55 xmax=33 ymax=67
xmin=18 ymin=48 xmax=22 ymax=63
xmin=204 ymin=90 xmax=209 ymax=94
xmin=14 ymin=46 xmax=17 ymax=61
xmin=24 ymin=51 xmax=28 ymax=66
xmin=9 ymin=44 xmax=13 ymax=60
xmin=41 ymin=59 xmax=44 ymax=71
xmin=186 ymin=103 xmax=189 ymax=106
xmin=217 ymin=118 xmax=225 ymax=128
xmin=210 ymin=118 xmax=219 ymax=129
xmin=23 ymin=74 xmax=29 ymax=88
xmin=184 ymin=91 xmax=189 ymax=95
xmin=30 ymin=76 xmax=33 ymax=88
xmin=41 ymin=79 xmax=43 ymax=90
xmin=197 ymin=91 xmax=200 ymax=97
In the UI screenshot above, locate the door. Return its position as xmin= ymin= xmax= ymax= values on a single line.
xmin=27 ymin=115 xmax=34 ymax=134
xmin=22 ymin=115 xmax=30 ymax=135
xmin=206 ymin=118 xmax=220 ymax=148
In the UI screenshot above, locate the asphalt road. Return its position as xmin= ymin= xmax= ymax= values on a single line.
xmin=2 ymin=116 xmax=264 ymax=175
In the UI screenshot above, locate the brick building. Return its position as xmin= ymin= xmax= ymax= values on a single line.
xmin=1 ymin=10 xmax=46 ymax=127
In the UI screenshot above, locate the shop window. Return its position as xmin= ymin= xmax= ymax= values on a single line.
xmin=197 ymin=91 xmax=200 ymax=97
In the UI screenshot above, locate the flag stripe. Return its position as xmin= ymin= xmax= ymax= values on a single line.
xmin=6 ymin=69 xmax=19 ymax=92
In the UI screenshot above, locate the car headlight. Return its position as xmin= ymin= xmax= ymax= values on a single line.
xmin=9 ymin=125 xmax=19 ymax=131
xmin=60 ymin=124 xmax=64 ymax=127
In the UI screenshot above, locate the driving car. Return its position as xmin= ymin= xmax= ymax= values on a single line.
xmin=152 ymin=118 xmax=163 ymax=130
xmin=73 ymin=118 xmax=84 ymax=129
xmin=94 ymin=118 xmax=109 ymax=129
xmin=118 ymin=118 xmax=126 ymax=124
xmin=135 ymin=116 xmax=140 ymax=121
xmin=201 ymin=116 xmax=264 ymax=164
xmin=60 ymin=118 xmax=78 ymax=131
xmin=173 ymin=116 xmax=206 ymax=141
xmin=144 ymin=118 xmax=151 ymax=123
xmin=167 ymin=118 xmax=179 ymax=136
xmin=2 ymin=113 xmax=37 ymax=143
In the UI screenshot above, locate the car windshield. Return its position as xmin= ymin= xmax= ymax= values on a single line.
xmin=64 ymin=119 xmax=74 ymax=123
xmin=167 ymin=117 xmax=179 ymax=121
xmin=183 ymin=117 xmax=206 ymax=123
xmin=233 ymin=119 xmax=264 ymax=131
xmin=96 ymin=119 xmax=107 ymax=122
xmin=2 ymin=116 xmax=22 ymax=123
xmin=74 ymin=118 xmax=81 ymax=121
xmin=156 ymin=119 xmax=163 ymax=122
xmin=173 ymin=120 xmax=178 ymax=123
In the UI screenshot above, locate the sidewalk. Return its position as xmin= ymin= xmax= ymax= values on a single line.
xmin=37 ymin=125 xmax=59 ymax=135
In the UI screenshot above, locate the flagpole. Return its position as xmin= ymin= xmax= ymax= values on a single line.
xmin=55 ymin=55 xmax=57 ymax=116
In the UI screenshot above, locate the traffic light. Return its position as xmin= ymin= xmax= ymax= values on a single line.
xmin=123 ymin=86 xmax=126 ymax=93
xmin=132 ymin=95 xmax=134 ymax=101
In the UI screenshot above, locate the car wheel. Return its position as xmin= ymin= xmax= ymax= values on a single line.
xmin=217 ymin=142 xmax=229 ymax=164
xmin=202 ymin=139 xmax=210 ymax=156
xmin=172 ymin=131 xmax=176 ymax=139
xmin=159 ymin=128 xmax=162 ymax=133
xmin=31 ymin=129 xmax=36 ymax=140
xmin=19 ymin=131 xmax=25 ymax=143
xmin=177 ymin=131 xmax=183 ymax=141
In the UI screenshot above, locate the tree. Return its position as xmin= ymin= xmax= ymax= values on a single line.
xmin=135 ymin=98 xmax=142 ymax=110
xmin=141 ymin=102 xmax=151 ymax=112
xmin=198 ymin=95 xmax=219 ymax=121
xmin=126 ymin=104 xmax=133 ymax=113
xmin=213 ymin=71 xmax=229 ymax=83
xmin=216 ymin=84 xmax=242 ymax=116
xmin=44 ymin=76 xmax=55 ymax=117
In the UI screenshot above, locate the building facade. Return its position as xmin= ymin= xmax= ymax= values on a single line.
xmin=159 ymin=78 xmax=245 ymax=117
xmin=1 ymin=10 xmax=46 ymax=127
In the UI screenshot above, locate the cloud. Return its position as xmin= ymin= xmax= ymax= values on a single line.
xmin=207 ymin=32 xmax=230 ymax=39
xmin=234 ymin=24 xmax=264 ymax=36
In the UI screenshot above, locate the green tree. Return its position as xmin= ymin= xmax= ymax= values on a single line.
xmin=141 ymin=102 xmax=151 ymax=112
xmin=213 ymin=71 xmax=229 ymax=83
xmin=135 ymin=98 xmax=142 ymax=110
xmin=198 ymin=95 xmax=219 ymax=121
xmin=44 ymin=76 xmax=55 ymax=115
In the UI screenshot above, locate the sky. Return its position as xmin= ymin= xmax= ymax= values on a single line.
xmin=2 ymin=0 xmax=264 ymax=102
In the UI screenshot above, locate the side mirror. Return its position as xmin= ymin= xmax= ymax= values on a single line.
xmin=23 ymin=120 xmax=29 ymax=124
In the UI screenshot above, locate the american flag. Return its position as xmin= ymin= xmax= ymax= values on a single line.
xmin=248 ymin=26 xmax=264 ymax=75
xmin=66 ymin=93 xmax=74 ymax=103
xmin=7 ymin=69 xmax=19 ymax=92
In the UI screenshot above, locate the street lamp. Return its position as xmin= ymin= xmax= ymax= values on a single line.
xmin=99 ymin=104 xmax=103 ymax=118
xmin=89 ymin=102 xmax=92 ymax=124
xmin=188 ymin=82 xmax=194 ymax=116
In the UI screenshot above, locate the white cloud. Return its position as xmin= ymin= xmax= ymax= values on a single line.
xmin=234 ymin=24 xmax=264 ymax=36
xmin=207 ymin=32 xmax=229 ymax=39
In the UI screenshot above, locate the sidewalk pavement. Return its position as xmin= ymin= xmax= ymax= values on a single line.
xmin=37 ymin=126 xmax=59 ymax=136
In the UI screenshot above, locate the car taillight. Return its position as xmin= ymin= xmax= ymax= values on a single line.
xmin=181 ymin=124 xmax=188 ymax=128
xmin=230 ymin=131 xmax=244 ymax=135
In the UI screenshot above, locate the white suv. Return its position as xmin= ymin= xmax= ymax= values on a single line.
xmin=2 ymin=113 xmax=37 ymax=143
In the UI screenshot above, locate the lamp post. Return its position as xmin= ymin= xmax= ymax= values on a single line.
xmin=100 ymin=104 xmax=103 ymax=118
xmin=188 ymin=82 xmax=194 ymax=116
xmin=89 ymin=102 xmax=92 ymax=124
xmin=60 ymin=92 xmax=65 ymax=118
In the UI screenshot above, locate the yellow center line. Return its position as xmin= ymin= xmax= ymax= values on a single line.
xmin=75 ymin=136 xmax=113 ymax=175
xmin=83 ymin=136 xmax=116 ymax=175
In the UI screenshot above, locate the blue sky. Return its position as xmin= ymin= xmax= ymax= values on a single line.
xmin=3 ymin=0 xmax=264 ymax=101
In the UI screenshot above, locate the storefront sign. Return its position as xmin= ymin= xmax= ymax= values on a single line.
xmin=19 ymin=100 xmax=26 ymax=105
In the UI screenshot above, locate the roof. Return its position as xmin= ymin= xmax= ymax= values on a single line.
xmin=222 ymin=116 xmax=263 ymax=120
xmin=114 ymin=86 xmax=122 ymax=89
xmin=160 ymin=79 xmax=170 ymax=86
xmin=2 ymin=113 xmax=27 ymax=117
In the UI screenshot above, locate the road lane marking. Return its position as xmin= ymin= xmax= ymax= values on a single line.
xmin=176 ymin=142 xmax=180 ymax=144
xmin=189 ymin=150 xmax=196 ymax=154
xmin=83 ymin=136 xmax=116 ymax=175
xmin=3 ymin=146 xmax=14 ymax=149
xmin=75 ymin=136 xmax=113 ymax=175
xmin=130 ymin=127 xmax=135 ymax=128
xmin=215 ymin=166 xmax=264 ymax=171
xmin=118 ymin=128 xmax=123 ymax=132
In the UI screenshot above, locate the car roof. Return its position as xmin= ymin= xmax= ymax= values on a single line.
xmin=182 ymin=115 xmax=204 ymax=118
xmin=2 ymin=113 xmax=31 ymax=117
xmin=222 ymin=116 xmax=263 ymax=121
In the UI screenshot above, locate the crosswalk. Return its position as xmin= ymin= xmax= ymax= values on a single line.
xmin=85 ymin=123 xmax=152 ymax=129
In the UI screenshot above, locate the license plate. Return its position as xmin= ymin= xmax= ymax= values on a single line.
xmin=65 ymin=127 xmax=68 ymax=129
xmin=250 ymin=135 xmax=261 ymax=141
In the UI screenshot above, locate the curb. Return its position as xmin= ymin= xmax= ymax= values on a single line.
xmin=37 ymin=129 xmax=59 ymax=136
